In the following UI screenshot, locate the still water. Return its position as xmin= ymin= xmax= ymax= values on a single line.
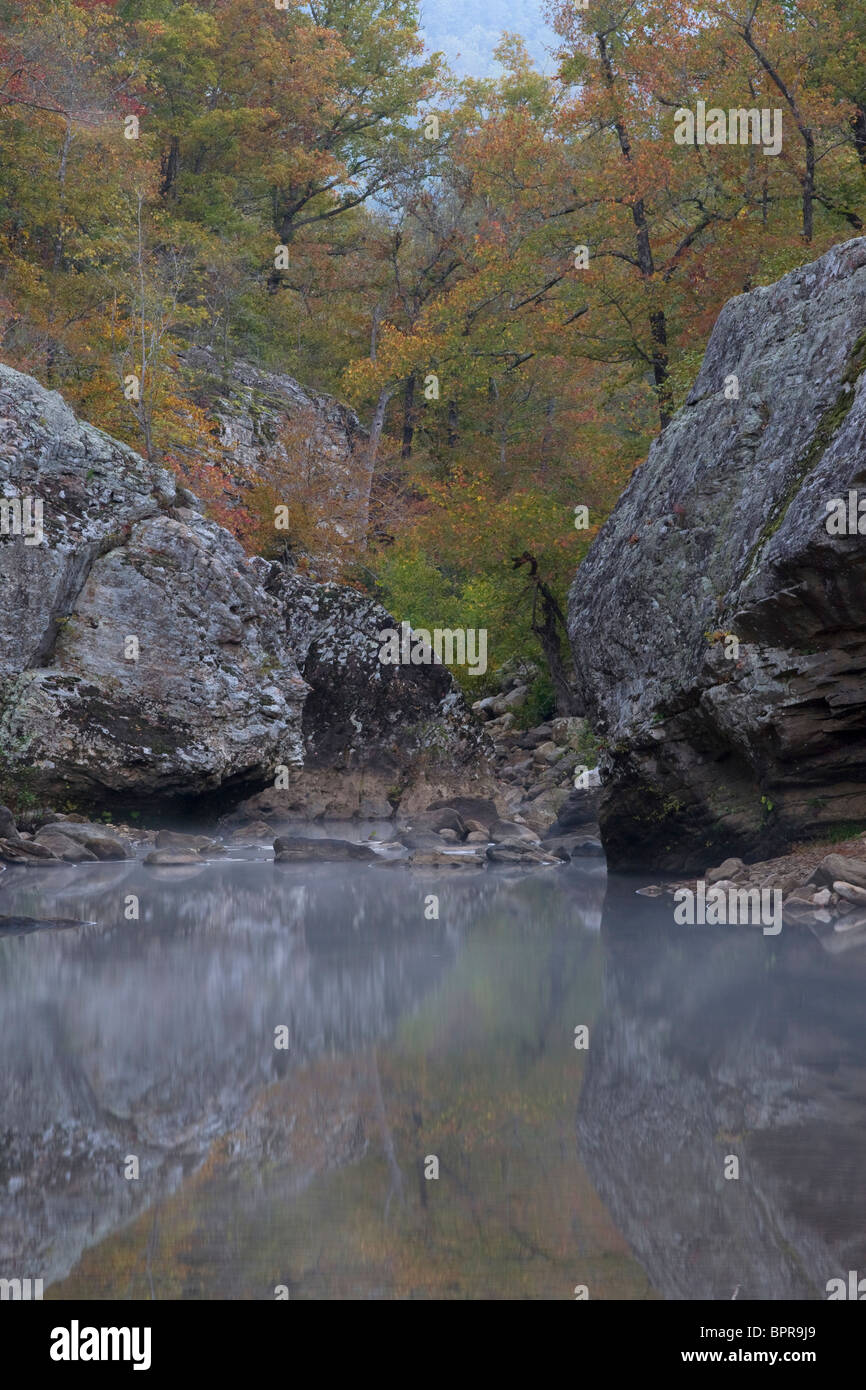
xmin=0 ymin=844 xmax=864 ymax=1300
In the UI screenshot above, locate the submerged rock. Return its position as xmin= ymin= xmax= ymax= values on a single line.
xmin=408 ymin=849 xmax=482 ymax=869
xmin=486 ymin=839 xmax=559 ymax=866
xmin=144 ymin=850 xmax=201 ymax=866
xmin=273 ymin=835 xmax=376 ymax=863
xmin=0 ymin=914 xmax=96 ymax=937
xmin=568 ymin=238 xmax=866 ymax=870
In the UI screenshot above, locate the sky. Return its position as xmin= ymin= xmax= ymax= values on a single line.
xmin=419 ymin=0 xmax=559 ymax=78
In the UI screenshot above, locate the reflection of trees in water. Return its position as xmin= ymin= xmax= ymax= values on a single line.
xmin=54 ymin=869 xmax=654 ymax=1300
xmin=0 ymin=861 xmax=482 ymax=1287
xmin=577 ymin=879 xmax=866 ymax=1300
xmin=2 ymin=863 xmax=605 ymax=1289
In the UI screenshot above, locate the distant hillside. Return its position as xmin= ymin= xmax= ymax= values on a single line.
xmin=419 ymin=0 xmax=557 ymax=76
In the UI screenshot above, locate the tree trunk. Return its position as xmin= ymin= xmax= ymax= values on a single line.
xmin=596 ymin=33 xmax=672 ymax=431
xmin=159 ymin=135 xmax=180 ymax=197
xmin=447 ymin=398 xmax=459 ymax=448
xmin=803 ymin=130 xmax=815 ymax=242
xmin=401 ymin=372 xmax=416 ymax=458
xmin=532 ymin=583 xmax=580 ymax=716
xmin=512 ymin=551 xmax=581 ymax=715
xmin=359 ymin=384 xmax=395 ymax=541
xmin=851 ymin=106 xmax=866 ymax=174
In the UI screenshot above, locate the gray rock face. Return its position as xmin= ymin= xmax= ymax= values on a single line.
xmin=0 ymin=362 xmax=308 ymax=809
xmin=568 ymin=237 xmax=866 ymax=870
xmin=225 ymin=566 xmax=493 ymax=822
xmin=0 ymin=361 xmax=485 ymax=817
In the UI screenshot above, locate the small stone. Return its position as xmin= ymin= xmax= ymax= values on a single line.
xmin=489 ymin=819 xmax=539 ymax=843
xmin=532 ymin=741 xmax=558 ymax=763
xmin=144 ymin=850 xmax=201 ymax=865
xmin=706 ymin=857 xmax=746 ymax=884
xmin=273 ymin=836 xmax=375 ymax=862
xmin=156 ymin=830 xmax=216 ymax=852
xmin=813 ymin=855 xmax=866 ymax=889
xmin=409 ymin=851 xmax=481 ymax=869
xmin=229 ymin=822 xmax=273 ymax=843
xmin=833 ymin=880 xmax=866 ymax=906
xmin=33 ymin=828 xmax=96 ymax=861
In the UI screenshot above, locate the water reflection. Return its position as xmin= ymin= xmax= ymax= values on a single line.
xmin=578 ymin=876 xmax=866 ymax=1300
xmin=1 ymin=857 xmax=620 ymax=1298
xmin=3 ymin=855 xmax=862 ymax=1300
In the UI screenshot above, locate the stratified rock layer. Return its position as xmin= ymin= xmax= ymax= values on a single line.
xmin=568 ymin=237 xmax=866 ymax=871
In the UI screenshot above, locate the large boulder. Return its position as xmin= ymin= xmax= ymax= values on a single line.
xmin=0 ymin=361 xmax=488 ymax=818
xmin=568 ymin=237 xmax=866 ymax=870
xmin=0 ymin=362 xmax=308 ymax=810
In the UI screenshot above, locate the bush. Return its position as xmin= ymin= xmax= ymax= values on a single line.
xmin=513 ymin=673 xmax=557 ymax=729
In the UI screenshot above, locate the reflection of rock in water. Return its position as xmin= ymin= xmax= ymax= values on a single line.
xmin=577 ymin=877 xmax=866 ymax=1300
xmin=0 ymin=861 xmax=498 ymax=1289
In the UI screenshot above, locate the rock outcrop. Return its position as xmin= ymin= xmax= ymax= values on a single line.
xmin=568 ymin=237 xmax=866 ymax=871
xmin=0 ymin=362 xmax=485 ymax=816
xmin=0 ymin=362 xmax=308 ymax=808
xmin=180 ymin=346 xmax=370 ymax=573
xmin=228 ymin=567 xmax=493 ymax=823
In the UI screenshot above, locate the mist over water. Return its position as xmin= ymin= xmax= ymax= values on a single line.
xmin=0 ymin=852 xmax=862 ymax=1299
